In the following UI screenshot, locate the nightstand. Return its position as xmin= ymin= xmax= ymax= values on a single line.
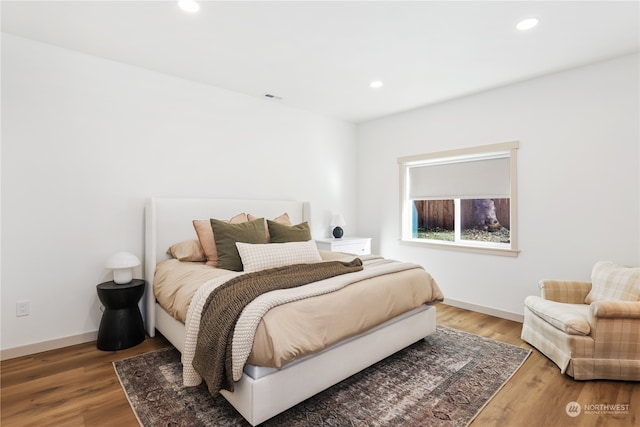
xmin=315 ymin=237 xmax=372 ymax=256
xmin=96 ymin=279 xmax=145 ymax=351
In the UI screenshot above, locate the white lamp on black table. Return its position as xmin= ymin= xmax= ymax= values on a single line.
xmin=105 ymin=252 xmax=141 ymax=284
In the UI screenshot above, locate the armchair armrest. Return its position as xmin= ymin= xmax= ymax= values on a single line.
xmin=590 ymin=301 xmax=640 ymax=319
xmin=539 ymin=280 xmax=591 ymax=303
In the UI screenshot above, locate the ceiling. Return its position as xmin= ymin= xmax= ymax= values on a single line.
xmin=2 ymin=1 xmax=638 ymax=123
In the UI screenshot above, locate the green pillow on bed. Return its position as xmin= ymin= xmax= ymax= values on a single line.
xmin=267 ymin=220 xmax=312 ymax=243
xmin=210 ymin=218 xmax=267 ymax=271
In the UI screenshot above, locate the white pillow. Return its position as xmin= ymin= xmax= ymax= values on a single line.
xmin=236 ymin=240 xmax=322 ymax=272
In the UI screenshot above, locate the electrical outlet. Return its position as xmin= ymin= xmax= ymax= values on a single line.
xmin=16 ymin=300 xmax=29 ymax=317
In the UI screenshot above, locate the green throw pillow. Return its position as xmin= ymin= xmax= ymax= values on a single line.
xmin=211 ymin=218 xmax=267 ymax=271
xmin=267 ymin=220 xmax=312 ymax=243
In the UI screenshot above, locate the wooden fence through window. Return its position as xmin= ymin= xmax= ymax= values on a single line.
xmin=414 ymin=199 xmax=510 ymax=230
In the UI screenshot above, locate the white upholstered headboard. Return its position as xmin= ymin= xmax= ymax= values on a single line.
xmin=143 ymin=197 xmax=310 ymax=335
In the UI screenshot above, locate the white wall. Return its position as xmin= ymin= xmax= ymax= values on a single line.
xmin=0 ymin=34 xmax=357 ymax=352
xmin=357 ymin=54 xmax=639 ymax=319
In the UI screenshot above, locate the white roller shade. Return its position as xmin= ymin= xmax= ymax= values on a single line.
xmin=408 ymin=156 xmax=510 ymax=200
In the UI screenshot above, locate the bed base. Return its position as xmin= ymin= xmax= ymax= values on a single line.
xmin=222 ymin=305 xmax=436 ymax=426
xmin=154 ymin=303 xmax=186 ymax=353
xmin=156 ymin=302 xmax=435 ymax=426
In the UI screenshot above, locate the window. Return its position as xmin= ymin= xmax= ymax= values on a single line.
xmin=398 ymin=141 xmax=519 ymax=256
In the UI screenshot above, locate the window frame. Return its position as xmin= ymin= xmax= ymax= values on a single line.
xmin=398 ymin=141 xmax=520 ymax=257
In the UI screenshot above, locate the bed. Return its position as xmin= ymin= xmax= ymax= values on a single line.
xmin=144 ymin=197 xmax=442 ymax=426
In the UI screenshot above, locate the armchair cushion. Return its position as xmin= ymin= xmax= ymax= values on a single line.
xmin=585 ymin=261 xmax=640 ymax=304
xmin=524 ymin=296 xmax=590 ymax=335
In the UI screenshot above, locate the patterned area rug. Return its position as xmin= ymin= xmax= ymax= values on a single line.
xmin=114 ymin=326 xmax=530 ymax=426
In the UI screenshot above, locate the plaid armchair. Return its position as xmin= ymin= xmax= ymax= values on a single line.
xmin=521 ymin=261 xmax=640 ymax=380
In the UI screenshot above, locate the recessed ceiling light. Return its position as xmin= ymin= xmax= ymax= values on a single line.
xmin=516 ymin=18 xmax=539 ymax=31
xmin=178 ymin=0 xmax=200 ymax=13
xmin=370 ymin=81 xmax=384 ymax=89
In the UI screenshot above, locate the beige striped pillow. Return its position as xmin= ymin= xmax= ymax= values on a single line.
xmin=585 ymin=261 xmax=640 ymax=303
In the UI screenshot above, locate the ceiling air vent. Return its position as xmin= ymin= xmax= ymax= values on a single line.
xmin=264 ymin=94 xmax=283 ymax=100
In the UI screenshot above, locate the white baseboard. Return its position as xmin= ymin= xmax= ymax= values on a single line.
xmin=0 ymin=331 xmax=98 ymax=361
xmin=443 ymin=298 xmax=524 ymax=323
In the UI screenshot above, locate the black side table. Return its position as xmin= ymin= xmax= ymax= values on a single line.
xmin=96 ymin=279 xmax=145 ymax=351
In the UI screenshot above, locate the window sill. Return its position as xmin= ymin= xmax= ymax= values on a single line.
xmin=400 ymin=238 xmax=520 ymax=257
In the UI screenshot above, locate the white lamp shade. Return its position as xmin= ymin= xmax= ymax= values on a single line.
xmin=330 ymin=214 xmax=346 ymax=227
xmin=105 ymin=252 xmax=140 ymax=269
xmin=105 ymin=252 xmax=140 ymax=284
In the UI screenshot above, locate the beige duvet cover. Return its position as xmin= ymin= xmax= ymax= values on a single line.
xmin=154 ymin=252 xmax=444 ymax=368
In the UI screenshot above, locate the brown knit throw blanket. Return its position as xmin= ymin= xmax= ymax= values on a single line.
xmin=193 ymin=258 xmax=364 ymax=396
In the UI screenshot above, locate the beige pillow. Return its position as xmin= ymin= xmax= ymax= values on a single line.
xmin=167 ymin=240 xmax=206 ymax=262
xmin=248 ymin=212 xmax=292 ymax=240
xmin=193 ymin=213 xmax=248 ymax=267
xmin=236 ymin=240 xmax=322 ymax=273
xmin=585 ymin=261 xmax=640 ymax=303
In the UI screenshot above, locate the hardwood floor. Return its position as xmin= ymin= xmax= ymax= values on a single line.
xmin=1 ymin=304 xmax=637 ymax=426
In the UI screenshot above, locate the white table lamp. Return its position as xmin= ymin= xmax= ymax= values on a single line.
xmin=105 ymin=252 xmax=141 ymax=284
